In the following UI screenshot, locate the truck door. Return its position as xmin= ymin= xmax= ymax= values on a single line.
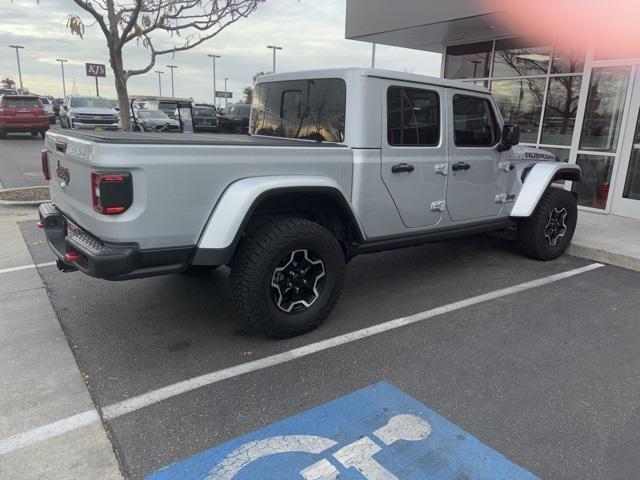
xmin=446 ymin=92 xmax=505 ymax=221
xmin=381 ymin=84 xmax=447 ymax=228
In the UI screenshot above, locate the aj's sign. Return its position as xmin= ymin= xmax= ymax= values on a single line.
xmin=85 ymin=63 xmax=106 ymax=78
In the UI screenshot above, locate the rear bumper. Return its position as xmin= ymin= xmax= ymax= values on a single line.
xmin=38 ymin=202 xmax=191 ymax=281
xmin=2 ymin=124 xmax=49 ymax=132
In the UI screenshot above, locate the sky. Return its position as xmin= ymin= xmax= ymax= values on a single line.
xmin=0 ymin=0 xmax=441 ymax=104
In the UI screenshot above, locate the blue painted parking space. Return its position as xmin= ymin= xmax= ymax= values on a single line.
xmin=147 ymin=382 xmax=538 ymax=479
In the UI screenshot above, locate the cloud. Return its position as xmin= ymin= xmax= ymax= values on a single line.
xmin=0 ymin=0 xmax=441 ymax=102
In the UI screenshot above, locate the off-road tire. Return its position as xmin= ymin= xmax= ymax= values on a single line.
xmin=518 ymin=187 xmax=577 ymax=261
xmin=230 ymin=217 xmax=345 ymax=338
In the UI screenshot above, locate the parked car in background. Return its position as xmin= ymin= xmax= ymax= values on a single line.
xmin=0 ymin=94 xmax=49 ymax=138
xmin=0 ymin=88 xmax=19 ymax=96
xmin=220 ymin=103 xmax=251 ymax=133
xmin=40 ymin=97 xmax=56 ymax=124
xmin=192 ymin=104 xmax=220 ymax=133
xmin=133 ymin=109 xmax=180 ymax=132
xmin=60 ymin=96 xmax=119 ymax=130
xmin=53 ymin=98 xmax=63 ymax=118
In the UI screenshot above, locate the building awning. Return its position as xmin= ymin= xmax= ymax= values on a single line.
xmin=345 ymin=0 xmax=535 ymax=52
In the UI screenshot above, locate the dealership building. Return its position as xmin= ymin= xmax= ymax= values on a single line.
xmin=346 ymin=0 xmax=640 ymax=220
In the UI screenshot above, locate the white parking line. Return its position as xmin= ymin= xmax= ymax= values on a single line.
xmin=0 ymin=262 xmax=604 ymax=455
xmin=0 ymin=261 xmax=56 ymax=275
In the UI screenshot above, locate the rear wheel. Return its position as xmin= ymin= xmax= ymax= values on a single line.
xmin=31 ymin=131 xmax=38 ymax=137
xmin=517 ymin=188 xmax=578 ymax=261
xmin=40 ymin=129 xmax=47 ymax=139
xmin=0 ymin=129 xmax=6 ymax=139
xmin=230 ymin=218 xmax=345 ymax=338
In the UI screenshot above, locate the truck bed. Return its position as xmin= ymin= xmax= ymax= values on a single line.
xmin=58 ymin=130 xmax=348 ymax=147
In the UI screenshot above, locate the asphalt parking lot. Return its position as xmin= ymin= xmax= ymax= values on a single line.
xmin=18 ymin=218 xmax=640 ymax=479
xmin=0 ymin=125 xmax=56 ymax=189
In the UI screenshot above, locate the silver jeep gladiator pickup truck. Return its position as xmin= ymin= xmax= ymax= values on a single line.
xmin=39 ymin=68 xmax=581 ymax=338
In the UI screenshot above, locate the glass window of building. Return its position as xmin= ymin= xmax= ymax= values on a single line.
xmin=541 ymin=76 xmax=582 ymax=146
xmin=579 ymin=67 xmax=631 ymax=153
xmin=444 ymin=42 xmax=493 ymax=79
xmin=623 ymin=111 xmax=640 ymax=200
xmin=492 ymin=38 xmax=551 ymax=77
xmin=551 ymin=44 xmax=585 ymax=74
xmin=572 ymin=154 xmax=615 ymax=209
xmin=387 ymin=87 xmax=440 ymax=147
xmin=491 ymin=78 xmax=545 ymax=143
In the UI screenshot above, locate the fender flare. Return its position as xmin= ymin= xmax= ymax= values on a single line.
xmin=510 ymin=163 xmax=581 ymax=217
xmin=192 ymin=176 xmax=361 ymax=265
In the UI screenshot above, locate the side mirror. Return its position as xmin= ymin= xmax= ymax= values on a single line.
xmin=497 ymin=124 xmax=520 ymax=152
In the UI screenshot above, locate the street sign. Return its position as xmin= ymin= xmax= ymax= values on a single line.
xmin=147 ymin=382 xmax=538 ymax=479
xmin=215 ymin=91 xmax=233 ymax=99
xmin=85 ymin=63 xmax=106 ymax=78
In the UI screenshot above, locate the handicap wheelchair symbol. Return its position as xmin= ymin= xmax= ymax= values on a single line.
xmin=208 ymin=414 xmax=431 ymax=480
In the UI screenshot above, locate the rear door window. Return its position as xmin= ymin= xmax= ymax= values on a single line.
xmin=452 ymin=95 xmax=499 ymax=147
xmin=387 ymin=87 xmax=440 ymax=146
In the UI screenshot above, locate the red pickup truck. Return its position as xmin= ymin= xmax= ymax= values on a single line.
xmin=0 ymin=95 xmax=49 ymax=139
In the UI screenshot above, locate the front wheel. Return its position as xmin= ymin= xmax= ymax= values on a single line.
xmin=230 ymin=218 xmax=345 ymax=338
xmin=517 ymin=188 xmax=578 ymax=261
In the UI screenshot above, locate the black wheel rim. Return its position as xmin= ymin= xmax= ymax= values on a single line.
xmin=544 ymin=207 xmax=568 ymax=246
xmin=270 ymin=249 xmax=326 ymax=314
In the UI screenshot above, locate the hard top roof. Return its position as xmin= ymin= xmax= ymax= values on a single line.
xmin=255 ymin=67 xmax=488 ymax=93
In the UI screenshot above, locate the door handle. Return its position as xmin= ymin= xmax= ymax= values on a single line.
xmin=452 ymin=162 xmax=471 ymax=171
xmin=391 ymin=163 xmax=415 ymax=173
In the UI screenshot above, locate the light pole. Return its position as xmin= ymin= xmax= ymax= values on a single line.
xmin=166 ymin=65 xmax=178 ymax=97
xmin=224 ymin=78 xmax=229 ymax=109
xmin=266 ymin=45 xmax=283 ymax=73
xmin=9 ymin=45 xmax=25 ymax=92
xmin=371 ymin=43 xmax=376 ymax=68
xmin=208 ymin=54 xmax=221 ymax=107
xmin=155 ymin=70 xmax=164 ymax=96
xmin=56 ymin=58 xmax=68 ymax=97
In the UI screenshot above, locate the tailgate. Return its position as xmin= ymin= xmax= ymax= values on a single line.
xmin=45 ymin=132 xmax=98 ymax=224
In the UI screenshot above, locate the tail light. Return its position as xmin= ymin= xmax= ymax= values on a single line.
xmin=91 ymin=172 xmax=133 ymax=215
xmin=41 ymin=149 xmax=50 ymax=180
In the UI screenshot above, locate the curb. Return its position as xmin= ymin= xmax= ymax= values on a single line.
xmin=0 ymin=186 xmax=49 ymax=206
xmin=568 ymin=243 xmax=640 ymax=273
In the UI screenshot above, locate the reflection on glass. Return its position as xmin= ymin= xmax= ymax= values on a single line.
xmin=493 ymin=38 xmax=551 ymax=77
xmin=623 ymin=111 xmax=640 ymax=200
xmin=551 ymin=45 xmax=585 ymax=74
xmin=251 ymin=79 xmax=346 ymax=142
xmin=444 ymin=42 xmax=492 ymax=79
xmin=580 ymin=67 xmax=630 ymax=152
xmin=491 ymin=78 xmax=545 ymax=143
xmin=541 ymin=76 xmax=582 ymax=146
xmin=572 ymin=154 xmax=614 ymax=209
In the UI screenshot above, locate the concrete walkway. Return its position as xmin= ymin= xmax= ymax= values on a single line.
xmin=0 ymin=206 xmax=122 ymax=480
xmin=569 ymin=210 xmax=640 ymax=272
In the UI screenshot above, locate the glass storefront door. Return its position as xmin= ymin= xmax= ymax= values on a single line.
xmin=612 ymin=68 xmax=640 ymax=219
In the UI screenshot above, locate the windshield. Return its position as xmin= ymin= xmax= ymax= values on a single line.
xmin=2 ymin=97 xmax=41 ymax=108
xmin=137 ymin=110 xmax=170 ymax=120
xmin=69 ymin=97 xmax=114 ymax=109
xmin=251 ymin=78 xmax=346 ymax=142
xmin=232 ymin=104 xmax=251 ymax=116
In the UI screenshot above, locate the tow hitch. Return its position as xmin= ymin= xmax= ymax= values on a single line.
xmin=56 ymin=258 xmax=78 ymax=273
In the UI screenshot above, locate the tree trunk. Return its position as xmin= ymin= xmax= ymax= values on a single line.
xmin=110 ymin=49 xmax=131 ymax=131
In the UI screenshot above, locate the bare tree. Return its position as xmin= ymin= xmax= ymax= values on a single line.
xmin=67 ymin=0 xmax=265 ymax=130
